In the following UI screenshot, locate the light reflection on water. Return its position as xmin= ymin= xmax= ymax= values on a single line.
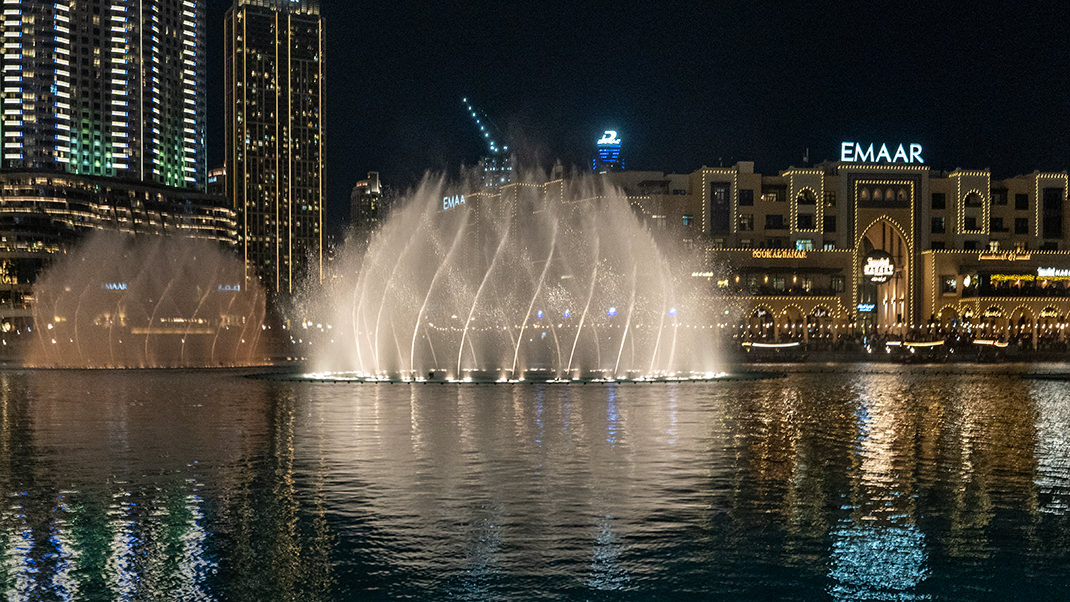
xmin=0 ymin=368 xmax=1069 ymax=600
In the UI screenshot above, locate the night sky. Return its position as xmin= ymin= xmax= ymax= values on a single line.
xmin=204 ymin=1 xmax=1070 ymax=232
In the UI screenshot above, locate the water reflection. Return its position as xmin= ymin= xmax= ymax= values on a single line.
xmin=0 ymin=371 xmax=333 ymax=601
xmin=0 ymin=369 xmax=1069 ymax=599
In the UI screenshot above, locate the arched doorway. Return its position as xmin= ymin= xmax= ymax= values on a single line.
xmin=858 ymin=219 xmax=911 ymax=337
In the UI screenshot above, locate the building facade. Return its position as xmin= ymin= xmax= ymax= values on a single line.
xmin=0 ymin=0 xmax=206 ymax=189
xmin=601 ymin=149 xmax=1070 ymax=349
xmin=224 ymin=0 xmax=325 ymax=294
xmin=0 ymin=171 xmax=237 ymax=324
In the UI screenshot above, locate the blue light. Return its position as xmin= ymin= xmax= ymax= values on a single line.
xmin=563 ymin=309 xmax=571 ymax=318
xmin=536 ymin=310 xmax=544 ymax=319
xmin=668 ymin=307 xmax=678 ymax=317
xmin=607 ymin=307 xmax=618 ymax=317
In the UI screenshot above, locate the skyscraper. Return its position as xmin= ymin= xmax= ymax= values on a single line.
xmin=0 ymin=0 xmax=206 ymax=188
xmin=593 ymin=130 xmax=623 ymax=173
xmin=224 ymin=0 xmax=325 ymax=294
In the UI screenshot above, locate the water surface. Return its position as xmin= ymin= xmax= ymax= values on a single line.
xmin=1 ymin=367 xmax=1069 ymax=600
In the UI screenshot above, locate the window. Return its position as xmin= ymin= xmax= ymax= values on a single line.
xmin=931 ymin=217 xmax=945 ymax=234
xmin=1042 ymin=241 xmax=1059 ymax=250
xmin=711 ymin=238 xmax=725 ymax=249
xmin=931 ymin=241 xmax=945 ymax=250
xmin=825 ymin=192 xmax=836 ymax=207
xmin=738 ymin=189 xmax=754 ymax=206
xmin=932 ymin=193 xmax=946 ymax=210
xmin=990 ymin=217 xmax=1007 ymax=232
xmin=942 ymin=276 xmax=957 ymax=294
xmin=739 ymin=239 xmax=753 ymax=248
xmin=992 ymin=189 xmax=1008 ymax=205
xmin=765 ymin=214 xmax=785 ymax=229
xmin=796 ymin=213 xmax=814 ymax=229
xmin=797 ymin=190 xmax=816 ymax=205
xmin=832 ymin=276 xmax=845 ymax=293
xmin=823 ymin=215 xmax=837 ymax=232
xmin=963 ymin=240 xmax=980 ymax=250
xmin=964 ymin=216 xmax=978 ymax=231
xmin=1015 ymin=193 xmax=1028 ymax=210
xmin=682 ymin=215 xmax=694 ymax=227
xmin=796 ymin=239 xmax=814 ymax=251
xmin=710 ymin=183 xmax=731 ymax=234
xmin=1015 ymin=217 xmax=1028 ymax=234
xmin=823 ymin=241 xmax=836 ymax=250
xmin=762 ymin=192 xmax=780 ymax=203
xmin=1043 ymin=187 xmax=1063 ymax=239
xmin=964 ymin=192 xmax=983 ymax=207
xmin=737 ymin=213 xmax=754 ymax=231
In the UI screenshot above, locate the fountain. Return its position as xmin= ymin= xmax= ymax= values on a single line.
xmin=24 ymin=232 xmax=267 ymax=368
xmin=310 ymin=175 xmax=722 ymax=382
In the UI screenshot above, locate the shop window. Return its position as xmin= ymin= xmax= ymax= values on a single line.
xmin=795 ymin=239 xmax=814 ymax=251
xmin=823 ymin=241 xmax=836 ymax=250
xmin=942 ymin=275 xmax=957 ymax=294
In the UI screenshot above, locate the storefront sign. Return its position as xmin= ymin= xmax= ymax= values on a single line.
xmin=979 ymin=250 xmax=1031 ymax=261
xmin=857 ymin=303 xmax=876 ymax=313
xmin=1038 ymin=267 xmax=1070 ymax=280
xmin=1041 ymin=307 xmax=1060 ymax=318
xmin=862 ymin=250 xmax=895 ymax=284
xmin=751 ymin=249 xmax=807 ymax=259
xmin=840 ymin=142 xmax=924 ymax=164
xmin=989 ymin=274 xmax=1035 ymax=282
xmin=983 ymin=307 xmax=1004 ymax=318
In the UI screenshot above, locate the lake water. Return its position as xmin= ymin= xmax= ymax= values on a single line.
xmin=1 ymin=366 xmax=1069 ymax=600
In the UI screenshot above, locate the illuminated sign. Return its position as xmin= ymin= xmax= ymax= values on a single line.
xmin=857 ymin=303 xmax=876 ymax=313
xmin=862 ymin=250 xmax=895 ymax=284
xmin=989 ymin=274 xmax=1034 ymax=282
xmin=1038 ymin=267 xmax=1070 ymax=279
xmin=218 ymin=284 xmax=242 ymax=292
xmin=442 ymin=194 xmax=466 ymax=210
xmin=751 ymin=249 xmax=807 ymax=259
xmin=691 ymin=271 xmax=716 ymax=278
xmin=597 ymin=130 xmax=621 ymax=146
xmin=983 ymin=307 xmax=1004 ymax=318
xmin=1041 ymin=307 xmax=1060 ymax=318
xmin=979 ymin=250 xmax=1031 ymax=261
xmin=103 ymin=282 xmax=127 ymax=291
xmin=840 ymin=142 xmax=924 ymax=164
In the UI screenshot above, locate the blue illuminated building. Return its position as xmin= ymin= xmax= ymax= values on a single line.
xmin=593 ymin=130 xmax=624 ymax=173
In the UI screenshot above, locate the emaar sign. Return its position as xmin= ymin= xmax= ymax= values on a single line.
xmin=841 ymin=142 xmax=923 ymax=164
xmin=442 ymin=194 xmax=466 ymax=210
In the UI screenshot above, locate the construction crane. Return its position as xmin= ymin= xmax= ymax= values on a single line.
xmin=462 ymin=97 xmax=514 ymax=188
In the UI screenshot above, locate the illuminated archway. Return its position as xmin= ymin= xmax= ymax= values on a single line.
xmin=857 ymin=217 xmax=912 ymax=334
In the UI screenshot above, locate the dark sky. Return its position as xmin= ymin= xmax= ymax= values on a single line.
xmin=205 ymin=1 xmax=1070 ymax=232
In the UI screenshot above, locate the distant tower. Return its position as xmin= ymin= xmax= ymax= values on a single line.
xmin=224 ymin=0 xmax=326 ymax=294
xmin=593 ymin=130 xmax=624 ymax=173
xmin=351 ymin=172 xmax=383 ymax=246
xmin=462 ymin=98 xmax=515 ymax=188
xmin=0 ymin=0 xmax=206 ymax=189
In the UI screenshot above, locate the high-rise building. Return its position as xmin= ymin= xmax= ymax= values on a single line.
xmin=350 ymin=171 xmax=382 ymax=243
xmin=0 ymin=0 xmax=206 ymax=189
xmin=224 ymin=0 xmax=326 ymax=294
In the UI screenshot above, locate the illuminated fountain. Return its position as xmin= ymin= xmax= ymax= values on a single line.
xmin=311 ymin=175 xmax=721 ymax=382
xmin=25 ymin=232 xmax=267 ymax=368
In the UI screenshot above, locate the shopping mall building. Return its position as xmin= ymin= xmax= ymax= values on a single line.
xmin=604 ymin=142 xmax=1070 ymax=348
